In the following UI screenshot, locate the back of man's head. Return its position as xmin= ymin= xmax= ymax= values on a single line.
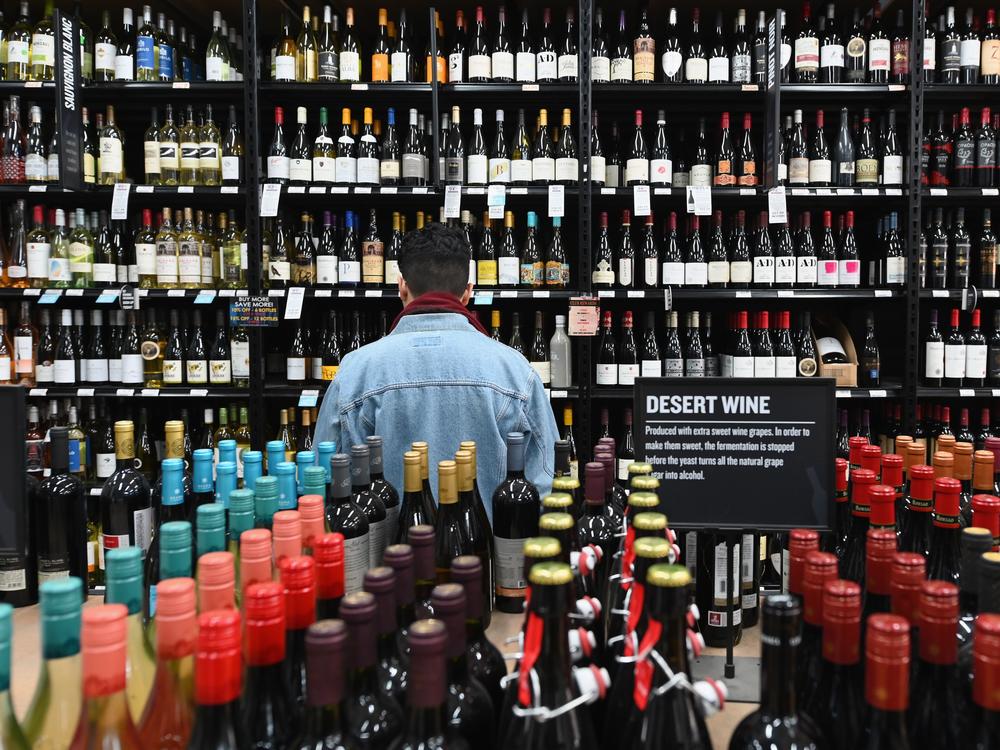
xmin=398 ymin=222 xmax=471 ymax=298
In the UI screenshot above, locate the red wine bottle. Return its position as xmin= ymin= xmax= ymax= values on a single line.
xmin=290 ymin=619 xmax=351 ymax=749
xmin=430 ymin=583 xmax=496 ymax=746
xmin=908 ymin=580 xmax=964 ymax=746
xmin=407 ymin=525 xmax=436 ymax=618
xmin=280 ymin=555 xmax=317 ymax=733
xmin=729 ymin=595 xmax=820 ymax=749
xmin=841 ymin=469 xmax=876 ymax=586
xmin=785 ymin=528 xmax=820 ymax=601
xmin=492 ymin=432 xmax=541 ymax=613
xmin=863 ymin=527 xmax=897 ymax=621
xmin=797 ymin=551 xmax=838 ymax=706
xmin=500 ymin=561 xmax=599 ymax=748
xmin=241 ymin=582 xmax=293 ymax=748
xmin=450 ymin=555 xmax=506 ymax=713
xmin=959 ymin=527 xmax=995 ymax=646
xmin=188 ymin=610 xmax=249 ymax=749
xmin=391 ymin=619 xmax=450 ymax=749
xmin=900 ymin=464 xmax=934 ymax=555
xmin=861 ymin=613 xmax=911 ymax=747
xmin=804 ymin=579 xmax=864 ymax=747
xmin=383 ymin=544 xmax=419 ymax=651
xmin=313 ymin=532 xmax=345 ymax=619
xmin=966 ymin=613 xmax=1000 ymax=745
xmin=362 ymin=566 xmax=408 ymax=710
xmin=341 ymin=591 xmax=403 ymax=748
xmin=928 ymin=476 xmax=962 ymax=585
xmin=889 ymin=552 xmax=926 ymax=627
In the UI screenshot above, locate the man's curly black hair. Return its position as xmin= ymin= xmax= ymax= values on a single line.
xmin=397 ymin=222 xmax=472 ymax=298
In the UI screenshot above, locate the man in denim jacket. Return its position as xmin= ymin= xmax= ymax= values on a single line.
xmin=314 ymin=222 xmax=559 ymax=522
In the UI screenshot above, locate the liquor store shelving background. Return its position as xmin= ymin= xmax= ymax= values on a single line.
xmin=3 ymin=0 xmax=996 ymax=457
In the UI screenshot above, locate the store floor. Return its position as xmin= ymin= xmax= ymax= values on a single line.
xmin=9 ymin=602 xmax=758 ymax=746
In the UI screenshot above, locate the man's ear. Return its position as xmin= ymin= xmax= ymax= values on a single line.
xmin=399 ymin=276 xmax=410 ymax=306
xmin=460 ymin=283 xmax=473 ymax=305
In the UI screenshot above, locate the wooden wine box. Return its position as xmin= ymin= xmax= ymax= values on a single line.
xmin=811 ymin=315 xmax=858 ymax=387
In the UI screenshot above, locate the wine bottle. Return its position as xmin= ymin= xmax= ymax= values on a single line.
xmin=450 ymin=555 xmax=506 ymax=712
xmin=36 ymin=427 xmax=86 ymax=584
xmin=326 ymin=453 xmax=369 ymax=594
xmin=492 ymin=432 xmax=540 ymax=613
xmin=187 ymin=609 xmax=248 ymax=748
xmin=730 ymin=595 xmax=820 ymax=749
xmin=69 ymin=604 xmax=142 ymax=749
xmin=240 ymin=581 xmax=293 ymax=746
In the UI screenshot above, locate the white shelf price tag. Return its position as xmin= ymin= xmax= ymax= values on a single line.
xmin=633 ymin=185 xmax=651 ymax=216
xmin=487 ymin=184 xmax=506 ymax=219
xmin=548 ymin=185 xmax=565 ymax=217
xmin=260 ymin=183 xmax=281 ymax=217
xmin=111 ymin=183 xmax=131 ymax=220
xmin=767 ymin=187 xmax=787 ymax=224
xmin=685 ymin=186 xmax=711 ymax=216
xmin=284 ymin=287 xmax=305 ymax=320
xmin=444 ymin=184 xmax=462 ymax=219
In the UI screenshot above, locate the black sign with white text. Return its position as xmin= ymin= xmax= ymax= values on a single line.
xmin=633 ymin=377 xmax=835 ymax=531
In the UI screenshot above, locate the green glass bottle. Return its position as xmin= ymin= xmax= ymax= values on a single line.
xmin=23 ymin=577 xmax=83 ymax=748
xmin=105 ymin=547 xmax=156 ymax=721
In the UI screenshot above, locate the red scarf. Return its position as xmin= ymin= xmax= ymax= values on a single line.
xmin=390 ymin=292 xmax=488 ymax=335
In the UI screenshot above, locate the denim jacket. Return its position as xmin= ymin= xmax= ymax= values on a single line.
xmin=313 ymin=312 xmax=559 ymax=522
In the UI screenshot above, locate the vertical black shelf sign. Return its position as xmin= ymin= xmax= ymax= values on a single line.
xmin=54 ymin=10 xmax=82 ymax=190
xmin=764 ymin=12 xmax=781 ymax=188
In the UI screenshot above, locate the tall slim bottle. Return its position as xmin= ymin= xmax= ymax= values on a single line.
xmin=104 ymin=547 xmax=156 ymax=720
xmin=187 ymin=610 xmax=248 ymax=748
xmin=491 ymin=432 xmax=540 ymax=613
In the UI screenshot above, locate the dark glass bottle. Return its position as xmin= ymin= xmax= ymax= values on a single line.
xmin=240 ymin=581 xmax=294 ymax=748
xmin=390 ymin=619 xmax=453 ymax=750
xmin=362 ymin=566 xmax=407 ymax=710
xmin=340 ymin=591 xmax=403 ymax=749
xmin=289 ymin=620 xmax=354 ymax=750
xmin=860 ymin=614 xmax=912 ymax=748
xmin=450 ymin=555 xmax=506 ymax=714
xmin=729 ymin=595 xmax=820 ymax=749
xmin=36 ymin=427 xmax=87 ymax=585
xmin=280 ymin=556 xmax=317 ymax=738
xmin=325 ymin=453 xmax=369 ymax=596
xmin=927 ymin=476 xmax=962 ymax=586
xmin=491 ymin=432 xmax=540 ymax=613
xmin=188 ymin=610 xmax=249 ymax=749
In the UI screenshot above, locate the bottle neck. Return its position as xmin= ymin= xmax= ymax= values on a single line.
xmin=760 ymin=629 xmax=799 ymax=717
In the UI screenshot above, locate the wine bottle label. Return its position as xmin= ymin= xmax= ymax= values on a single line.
xmin=47 ymin=153 xmax=58 ymax=181
xmin=142 ymin=140 xmax=162 ymax=176
xmin=708 ymin=56 xmax=729 ymax=82
xmin=662 ymin=261 xmax=684 ymax=285
xmin=284 ymin=157 xmax=311 ymax=184
xmin=498 ymin=257 xmax=519 ymax=285
xmin=515 ymin=52 xmax=536 ymax=81
xmin=690 ymin=164 xmax=713 ymax=187
xmin=776 ymin=162 xmax=786 ymax=182
xmin=945 ymin=343 xmax=967 ymax=379
xmin=650 ymin=158 xmax=672 ymax=184
xmin=445 ymin=156 xmax=464 ymax=183
xmin=595 ymin=363 xmax=617 ymax=385
xmin=794 ymin=36 xmax=820 ymax=72
xmin=748 ymin=256 xmax=774 ymax=286
xmin=591 ymin=55 xmax=611 ymax=82
xmin=93 ymin=262 xmax=117 ymax=283
xmin=609 ymin=56 xmax=633 ymax=82
xmin=685 ymin=57 xmax=708 ymax=82
xmin=390 ymin=52 xmax=410 ymax=82
xmin=817 ymin=260 xmax=839 ymax=286
xmin=155 ymin=252 xmax=179 ymax=285
xmin=114 ymin=53 xmax=134 ymax=80
xmin=730 ymin=260 xmax=752 ymax=284
xmin=555 ymin=157 xmax=578 ymax=182
xmin=157 ymin=43 xmax=173 ymax=79
xmin=477 ymin=259 xmax=498 ymax=286
xmin=685 ymin=358 xmax=705 ymax=377
xmin=731 ymin=356 xmax=754 ymax=378
xmin=286 ymin=357 xmax=307 ymax=381
xmin=592 ymin=259 xmax=614 ymax=285
xmin=95 ymin=42 xmax=117 ymax=72
xmin=773 ymin=355 xmax=796 ymax=378
xmin=133 ymin=242 xmax=155 ymax=276
xmin=468 ymin=259 xmax=477 ymax=285
xmin=38 ymin=560 xmax=71 ymax=584
xmin=209 ymin=359 xmax=231 ymax=384
xmin=532 ymin=157 xmax=555 ymax=182
xmin=820 ymin=44 xmax=845 ymax=68
xmin=634 ymin=42 xmax=655 ymax=82
xmin=231 ymin=340 xmax=250 ymax=379
xmin=978 ymin=137 xmax=997 ymax=171
xmin=663 ymin=358 xmax=683 ymax=376
xmin=357 ymin=156 xmax=380 ymax=185
xmin=13 ymin=337 xmax=31 ymax=374
xmin=178 ymin=253 xmax=201 ymax=283
xmin=923 ymin=37 xmax=937 ymax=69
xmin=796 ymin=255 xmax=817 ymax=284
xmin=983 ymin=40 xmax=1000 ymax=75
xmin=492 ymin=51 xmax=514 ymax=80
xmin=684 ymin=262 xmax=707 ymax=286
xmin=180 ymin=143 xmax=201 ymax=171
xmin=708 ymin=260 xmax=730 ymax=284
xmin=891 ymin=40 xmax=909 ymax=76
xmin=398 ymin=153 xmax=422 ymax=180
xmin=868 ymin=38 xmax=891 ymax=71
xmin=186 ymin=360 xmax=207 ymax=383
xmin=961 ymin=39 xmax=981 ymax=67
xmin=339 ymin=51 xmax=360 ymax=81
xmin=24 ymin=152 xmax=45 ymax=181
xmin=617 ymin=458 xmax=635 ymax=482
xmin=625 ymin=158 xmax=649 ymax=184
xmin=99 ymin=138 xmax=123 ymax=175
xmin=53 ymin=358 xmax=75 ymax=383
xmin=335 ymin=155 xmax=357 ymax=183
xmin=714 ymin=165 xmax=735 ymax=186
xmin=26 ymin=242 xmax=50 ymax=279
xmin=618 ymin=363 xmax=639 ymax=385
xmin=836 ymin=259 xmax=859 ymax=286
xmin=162 ymin=359 xmax=183 ymax=384
xmin=69 ymin=243 xmax=93 ymax=274
xmin=754 ymin=356 xmax=776 ymax=378
xmin=605 ymin=164 xmax=620 ymax=187
xmin=489 ymin=158 xmax=511 ymax=183
xmin=885 ymin=256 xmax=906 ymax=285
xmin=273 ymin=54 xmax=296 ymax=81
xmin=469 ymin=54 xmax=491 ymax=79
xmin=643 ymin=257 xmax=658 ymax=286
xmin=316 ymin=255 xmax=339 ymax=285
xmin=942 ymin=39 xmax=961 ymax=71
xmin=808 ymin=159 xmax=831 ymax=184
xmin=882 ymin=155 xmax=903 ymax=185
xmin=966 ymin=344 xmax=988 ymax=379
xmin=494 ymin=535 xmax=527 ymax=595
xmin=362 ymin=241 xmax=384 ymax=283
xmin=731 ymin=54 xmax=752 ymax=82
xmin=788 ymin=157 xmax=809 ymax=184
xmin=641 ymin=359 xmax=662 ymax=377
xmin=5 ymin=41 xmax=28 ymax=66
xmin=661 ymin=50 xmax=683 ymax=78
xmin=120 ymin=353 xmax=143 ymax=383
xmin=854 ymin=158 xmax=879 ymax=183
xmin=339 ymin=260 xmax=361 ymax=283
xmin=531 ymin=361 xmax=551 ymax=384
xmin=267 ymin=155 xmax=290 ymax=181
xmin=206 ymin=56 xmax=226 ymax=81
xmin=510 ymin=158 xmax=533 ymax=183
xmin=448 ymin=53 xmax=464 ymax=82
xmin=158 ymin=143 xmax=179 ymax=170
